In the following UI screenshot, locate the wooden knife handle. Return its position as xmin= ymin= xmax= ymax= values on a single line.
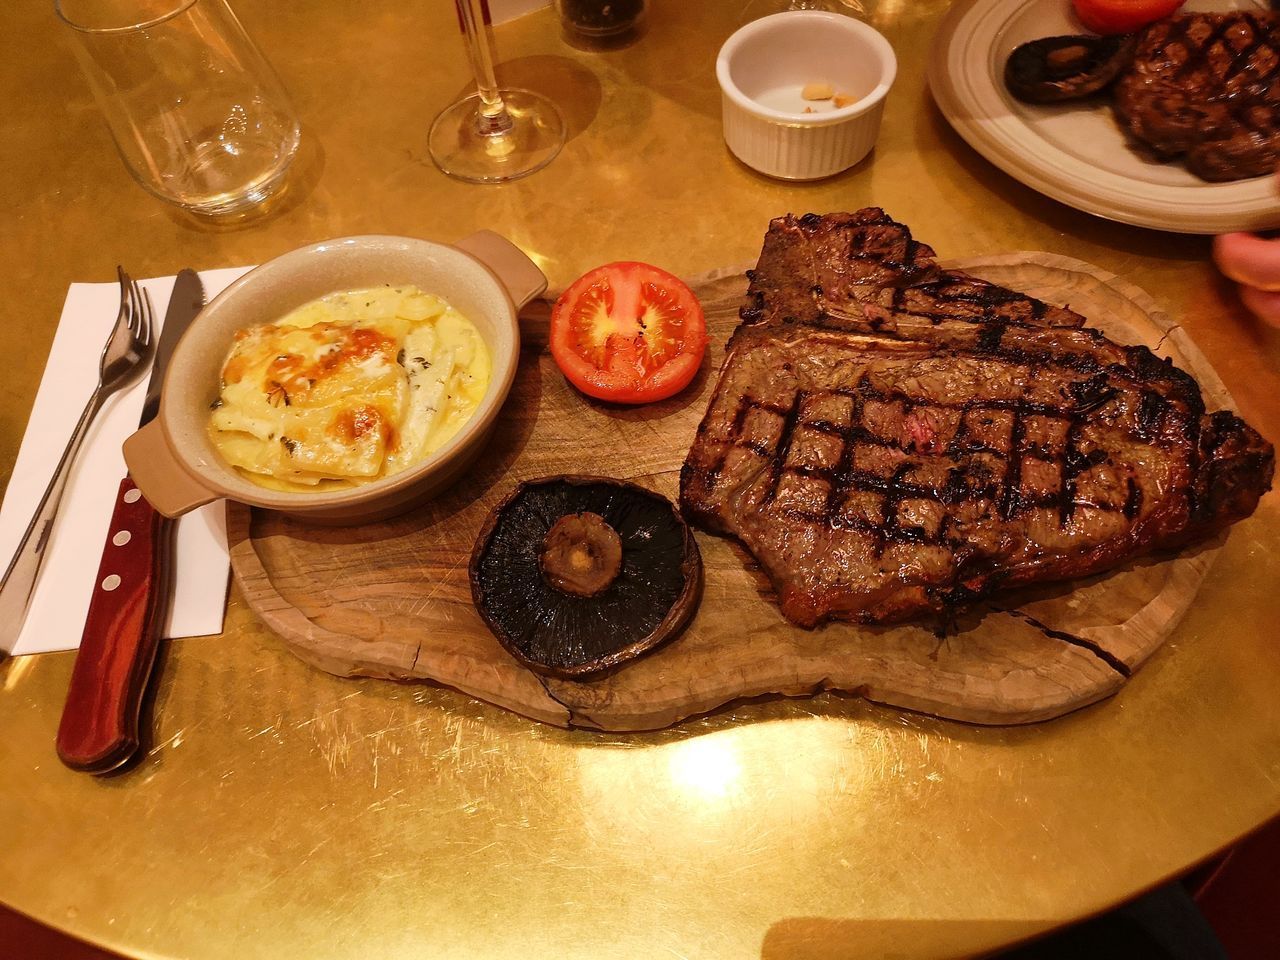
xmin=56 ymin=476 xmax=172 ymax=773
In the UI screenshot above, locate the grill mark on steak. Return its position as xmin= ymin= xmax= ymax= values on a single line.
xmin=680 ymin=210 xmax=1274 ymax=627
xmin=763 ymin=391 xmax=806 ymax=506
xmin=692 ymin=388 xmax=1145 ymax=543
xmin=998 ymin=404 xmax=1028 ymax=522
xmin=1124 ymin=476 xmax=1143 ymax=519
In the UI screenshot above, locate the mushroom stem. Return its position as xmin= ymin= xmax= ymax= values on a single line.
xmin=539 ymin=512 xmax=623 ymax=597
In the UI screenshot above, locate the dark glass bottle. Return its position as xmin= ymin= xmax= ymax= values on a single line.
xmin=555 ymin=0 xmax=648 ymax=38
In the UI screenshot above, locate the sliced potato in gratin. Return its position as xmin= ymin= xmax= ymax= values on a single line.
xmin=209 ymin=285 xmax=490 ymax=493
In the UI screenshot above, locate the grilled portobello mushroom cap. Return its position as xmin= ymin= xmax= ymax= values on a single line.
xmin=1005 ymin=33 xmax=1136 ymax=103
xmin=470 ymin=476 xmax=703 ymax=680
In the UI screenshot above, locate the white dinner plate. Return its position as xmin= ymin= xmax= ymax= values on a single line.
xmin=927 ymin=0 xmax=1280 ymax=234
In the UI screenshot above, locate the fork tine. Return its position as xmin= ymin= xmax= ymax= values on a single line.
xmin=126 ymin=277 xmax=137 ymax=330
xmin=126 ymin=276 xmax=145 ymax=341
xmin=115 ymin=266 xmax=130 ymax=324
xmin=139 ymin=287 xmax=155 ymax=347
xmin=118 ymin=269 xmax=135 ymax=332
xmin=98 ymin=268 xmax=132 ymax=369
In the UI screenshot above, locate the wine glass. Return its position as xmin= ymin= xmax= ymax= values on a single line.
xmin=784 ymin=0 xmax=863 ymax=8
xmin=429 ymin=0 xmax=566 ymax=183
xmin=739 ymin=0 xmax=865 ymax=24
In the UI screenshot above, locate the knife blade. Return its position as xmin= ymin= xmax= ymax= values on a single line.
xmin=56 ymin=269 xmax=206 ymax=773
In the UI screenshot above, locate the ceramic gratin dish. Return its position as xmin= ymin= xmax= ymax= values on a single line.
xmin=124 ymin=232 xmax=545 ymax=525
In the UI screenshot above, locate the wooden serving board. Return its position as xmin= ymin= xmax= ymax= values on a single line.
xmin=228 ymin=254 xmax=1231 ymax=729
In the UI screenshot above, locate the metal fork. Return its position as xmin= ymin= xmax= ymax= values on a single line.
xmin=0 ymin=268 xmax=155 ymax=655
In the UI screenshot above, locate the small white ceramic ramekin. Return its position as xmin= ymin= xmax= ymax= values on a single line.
xmin=716 ymin=11 xmax=897 ymax=181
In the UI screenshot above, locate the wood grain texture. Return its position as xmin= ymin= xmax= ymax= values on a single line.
xmin=228 ymin=254 xmax=1232 ymax=729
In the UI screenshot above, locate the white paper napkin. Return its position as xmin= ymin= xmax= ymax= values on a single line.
xmin=492 ymin=0 xmax=550 ymax=24
xmin=0 ymin=268 xmax=252 ymax=656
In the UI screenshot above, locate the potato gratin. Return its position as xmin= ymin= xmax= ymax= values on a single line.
xmin=209 ymin=285 xmax=490 ymax=492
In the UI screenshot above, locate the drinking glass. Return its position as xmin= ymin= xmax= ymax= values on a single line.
xmin=56 ymin=0 xmax=301 ymax=219
xmin=739 ymin=0 xmax=865 ymax=23
xmin=428 ymin=0 xmax=565 ymax=184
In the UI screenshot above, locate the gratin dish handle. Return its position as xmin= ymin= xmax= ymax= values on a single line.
xmin=456 ymin=231 xmax=548 ymax=309
xmin=123 ymin=420 xmax=218 ymax=519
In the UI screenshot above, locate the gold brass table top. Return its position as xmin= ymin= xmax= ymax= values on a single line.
xmin=2 ymin=2 xmax=1279 ymax=959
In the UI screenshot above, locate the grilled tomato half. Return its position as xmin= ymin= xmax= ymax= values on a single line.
xmin=1071 ymin=0 xmax=1185 ymax=34
xmin=550 ymin=262 xmax=707 ymax=404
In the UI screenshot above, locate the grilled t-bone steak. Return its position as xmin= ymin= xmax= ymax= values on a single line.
xmin=1005 ymin=11 xmax=1280 ymax=181
xmin=680 ymin=210 xmax=1274 ymax=627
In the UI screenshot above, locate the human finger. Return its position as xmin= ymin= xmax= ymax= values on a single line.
xmin=1212 ymin=232 xmax=1280 ymax=291
xmin=1238 ymin=284 xmax=1280 ymax=327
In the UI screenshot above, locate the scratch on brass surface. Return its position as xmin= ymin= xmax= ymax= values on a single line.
xmin=459 ymin=840 xmax=501 ymax=859
xmin=368 ymin=729 xmax=382 ymax=789
xmin=148 ymin=728 xmax=187 ymax=754
xmin=365 ymin=788 xmax=407 ymax=816
xmin=308 ymin=697 xmax=363 ymax=775
xmin=364 ymin=728 xmax=408 ymax=789
xmin=297 ymin=840 xmax=331 ymax=866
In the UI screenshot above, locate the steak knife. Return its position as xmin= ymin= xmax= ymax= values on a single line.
xmin=56 ymin=269 xmax=205 ymax=773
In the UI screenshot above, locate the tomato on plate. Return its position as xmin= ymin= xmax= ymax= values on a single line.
xmin=550 ymin=261 xmax=708 ymax=404
xmin=1071 ymin=0 xmax=1185 ymax=34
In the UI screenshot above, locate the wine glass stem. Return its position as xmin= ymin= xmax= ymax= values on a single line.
xmin=457 ymin=0 xmax=513 ymax=136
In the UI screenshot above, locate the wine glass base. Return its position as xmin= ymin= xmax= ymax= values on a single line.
xmin=739 ymin=0 xmax=864 ymax=23
xmin=429 ymin=89 xmax=565 ymax=184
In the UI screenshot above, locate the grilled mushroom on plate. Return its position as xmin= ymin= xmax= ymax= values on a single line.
xmin=470 ymin=476 xmax=702 ymax=680
xmin=1004 ymin=33 xmax=1136 ymax=103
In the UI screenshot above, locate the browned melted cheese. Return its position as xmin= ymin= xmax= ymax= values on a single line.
xmin=209 ymin=286 xmax=490 ymax=492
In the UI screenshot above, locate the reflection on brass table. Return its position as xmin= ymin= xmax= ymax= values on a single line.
xmin=2 ymin=2 xmax=1279 ymax=960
